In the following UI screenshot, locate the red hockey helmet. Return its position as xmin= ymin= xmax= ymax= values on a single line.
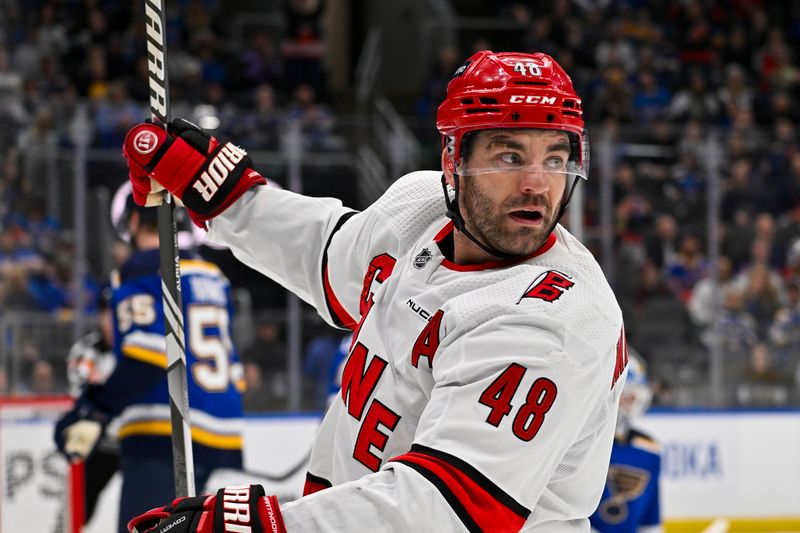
xmin=436 ymin=50 xmax=588 ymax=179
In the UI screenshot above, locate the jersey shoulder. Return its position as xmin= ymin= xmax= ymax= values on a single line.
xmin=440 ymin=227 xmax=621 ymax=366
xmin=370 ymin=171 xmax=447 ymax=248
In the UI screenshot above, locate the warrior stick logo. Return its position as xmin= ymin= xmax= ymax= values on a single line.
xmin=144 ymin=0 xmax=168 ymax=120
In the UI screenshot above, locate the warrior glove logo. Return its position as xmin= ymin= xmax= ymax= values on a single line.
xmin=133 ymin=130 xmax=159 ymax=155
xmin=518 ymin=270 xmax=574 ymax=303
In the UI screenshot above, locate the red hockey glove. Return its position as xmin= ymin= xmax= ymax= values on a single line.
xmin=122 ymin=119 xmax=267 ymax=228
xmin=128 ymin=484 xmax=287 ymax=533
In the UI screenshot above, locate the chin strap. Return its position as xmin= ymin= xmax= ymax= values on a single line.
xmin=440 ymin=173 xmax=583 ymax=261
xmin=441 ymin=173 xmax=517 ymax=260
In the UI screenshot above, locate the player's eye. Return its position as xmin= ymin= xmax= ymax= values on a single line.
xmin=544 ymin=156 xmax=566 ymax=170
xmin=498 ymin=152 xmax=524 ymax=166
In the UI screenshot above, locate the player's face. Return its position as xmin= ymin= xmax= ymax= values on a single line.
xmin=455 ymin=129 xmax=569 ymax=260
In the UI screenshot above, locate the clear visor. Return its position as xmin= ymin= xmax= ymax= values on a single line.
xmin=454 ymin=129 xmax=590 ymax=180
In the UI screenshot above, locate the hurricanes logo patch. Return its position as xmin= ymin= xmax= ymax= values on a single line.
xmin=133 ymin=130 xmax=159 ymax=155
xmin=413 ymin=248 xmax=433 ymax=269
xmin=518 ymin=270 xmax=574 ymax=303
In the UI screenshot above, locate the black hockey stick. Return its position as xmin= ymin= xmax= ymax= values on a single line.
xmin=143 ymin=0 xmax=196 ymax=498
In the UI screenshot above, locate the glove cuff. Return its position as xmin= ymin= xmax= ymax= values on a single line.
xmin=213 ymin=484 xmax=286 ymax=533
xmin=186 ymin=169 xmax=266 ymax=229
xmin=259 ymin=495 xmax=288 ymax=533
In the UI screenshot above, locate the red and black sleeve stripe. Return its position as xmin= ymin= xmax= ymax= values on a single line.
xmin=321 ymin=211 xmax=358 ymax=330
xmin=303 ymin=471 xmax=333 ymax=496
xmin=391 ymin=444 xmax=530 ymax=533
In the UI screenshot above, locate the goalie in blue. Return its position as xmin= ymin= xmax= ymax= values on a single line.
xmin=591 ymin=351 xmax=662 ymax=533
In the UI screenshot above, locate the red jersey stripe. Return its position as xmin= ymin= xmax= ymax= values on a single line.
xmin=392 ymin=447 xmax=528 ymax=532
xmin=303 ymin=472 xmax=332 ymax=496
xmin=323 ymin=265 xmax=357 ymax=330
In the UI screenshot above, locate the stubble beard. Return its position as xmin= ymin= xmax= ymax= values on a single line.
xmin=460 ymin=177 xmax=558 ymax=257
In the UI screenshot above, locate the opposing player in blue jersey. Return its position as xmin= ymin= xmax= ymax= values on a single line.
xmin=54 ymin=196 xmax=245 ymax=533
xmin=591 ymin=352 xmax=662 ymax=533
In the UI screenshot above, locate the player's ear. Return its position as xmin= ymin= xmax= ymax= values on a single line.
xmin=441 ymin=147 xmax=456 ymax=188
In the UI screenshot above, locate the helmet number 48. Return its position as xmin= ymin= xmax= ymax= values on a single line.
xmin=513 ymin=62 xmax=541 ymax=77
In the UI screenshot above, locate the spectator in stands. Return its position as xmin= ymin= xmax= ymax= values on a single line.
xmin=239 ymin=29 xmax=284 ymax=90
xmin=739 ymin=263 xmax=786 ymax=337
xmin=415 ymin=45 xmax=461 ymax=120
xmin=589 ymin=65 xmax=634 ymax=123
xmin=768 ymin=281 xmax=800 ymax=370
xmin=717 ymin=63 xmax=755 ymax=125
xmin=774 ymin=152 xmax=800 ymax=215
xmin=282 ymin=0 xmax=327 ymax=96
xmin=668 ymin=69 xmax=720 ymax=123
xmin=594 ymin=20 xmax=637 ymax=74
xmin=242 ymin=360 xmax=279 ymax=412
xmin=675 ymin=1 xmax=716 ymax=67
xmin=233 ymin=84 xmax=283 ymax=150
xmin=241 ymin=316 xmax=287 ymax=408
xmin=689 ymin=255 xmax=735 ymax=329
xmin=29 ymin=359 xmax=58 ymax=394
xmin=733 ymin=240 xmax=788 ymax=313
xmin=0 ymin=262 xmax=34 ymax=307
xmin=784 ymin=239 xmax=800 ymax=287
xmin=285 ymin=83 xmax=340 ymax=151
xmin=632 ymin=68 xmax=671 ymax=124
xmin=93 ymin=80 xmax=144 ymax=148
xmin=644 ymin=213 xmax=679 ymax=271
xmin=736 ymin=343 xmax=791 ymax=408
xmin=701 ymin=287 xmax=759 ymax=388
xmin=627 ymin=260 xmax=693 ymax=368
xmin=76 ymin=45 xmax=110 ymax=100
xmin=721 ymin=158 xmax=760 ymax=224
xmin=667 ymin=232 xmax=708 ymax=303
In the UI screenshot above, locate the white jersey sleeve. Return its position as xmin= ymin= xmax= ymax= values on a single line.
xmin=205 ymin=172 xmax=445 ymax=329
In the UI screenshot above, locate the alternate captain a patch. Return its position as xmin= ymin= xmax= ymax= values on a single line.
xmin=518 ymin=270 xmax=574 ymax=304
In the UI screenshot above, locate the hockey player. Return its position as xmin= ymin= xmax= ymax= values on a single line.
xmin=122 ymin=50 xmax=627 ymax=532
xmin=54 ymin=196 xmax=245 ymax=533
xmin=590 ymin=352 xmax=662 ymax=533
xmin=65 ymin=290 xmax=120 ymax=524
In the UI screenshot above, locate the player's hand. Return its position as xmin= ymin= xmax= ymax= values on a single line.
xmin=122 ymin=119 xmax=267 ymax=228
xmin=54 ymin=393 xmax=112 ymax=461
xmin=127 ymin=484 xmax=286 ymax=533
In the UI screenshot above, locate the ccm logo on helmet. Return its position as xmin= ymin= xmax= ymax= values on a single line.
xmin=509 ymin=95 xmax=557 ymax=105
xmin=193 ymin=143 xmax=247 ymax=201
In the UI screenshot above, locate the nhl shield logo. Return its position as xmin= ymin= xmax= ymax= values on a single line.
xmin=413 ymin=248 xmax=433 ymax=269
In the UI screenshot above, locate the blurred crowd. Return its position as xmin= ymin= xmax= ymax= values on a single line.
xmin=1 ymin=0 xmax=800 ymax=409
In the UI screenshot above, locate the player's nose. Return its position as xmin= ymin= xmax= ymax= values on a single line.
xmin=517 ymin=166 xmax=550 ymax=195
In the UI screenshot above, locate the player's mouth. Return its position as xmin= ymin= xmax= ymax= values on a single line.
xmin=509 ymin=208 xmax=545 ymax=226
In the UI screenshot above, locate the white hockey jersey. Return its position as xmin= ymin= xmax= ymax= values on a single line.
xmin=207 ymin=170 xmax=627 ymax=532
